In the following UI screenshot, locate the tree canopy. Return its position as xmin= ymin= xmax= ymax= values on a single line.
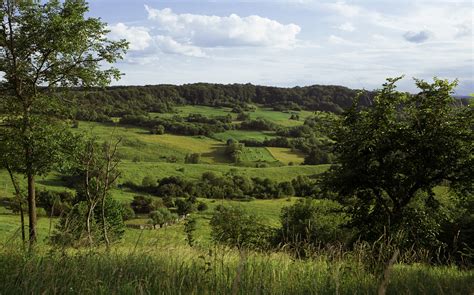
xmin=0 ymin=0 xmax=127 ymax=244
xmin=323 ymin=77 xmax=473 ymax=243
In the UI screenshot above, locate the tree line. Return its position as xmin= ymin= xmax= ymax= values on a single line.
xmin=71 ymin=83 xmax=377 ymax=121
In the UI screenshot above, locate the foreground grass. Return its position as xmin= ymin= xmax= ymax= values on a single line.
xmin=0 ymin=245 xmax=472 ymax=295
xmin=0 ymin=198 xmax=472 ymax=294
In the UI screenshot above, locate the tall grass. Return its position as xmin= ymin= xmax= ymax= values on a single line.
xmin=0 ymin=243 xmax=472 ymax=294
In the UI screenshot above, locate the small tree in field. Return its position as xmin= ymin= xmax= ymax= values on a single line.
xmin=53 ymin=138 xmax=124 ymax=248
xmin=149 ymin=207 xmax=176 ymax=228
xmin=322 ymin=77 xmax=473 ymax=246
xmin=0 ymin=0 xmax=127 ymax=246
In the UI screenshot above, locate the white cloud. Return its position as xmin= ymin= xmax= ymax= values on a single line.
xmin=154 ymin=36 xmax=207 ymax=57
xmin=326 ymin=1 xmax=360 ymax=18
xmin=454 ymin=23 xmax=472 ymax=38
xmin=338 ymin=22 xmax=355 ymax=32
xmin=144 ymin=6 xmax=301 ymax=48
xmin=108 ymin=22 xmax=206 ymax=58
xmin=108 ymin=23 xmax=152 ymax=51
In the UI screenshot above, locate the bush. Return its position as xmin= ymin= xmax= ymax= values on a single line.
xmin=37 ymin=190 xmax=75 ymax=217
xmin=149 ymin=207 xmax=176 ymax=228
xmin=185 ymin=153 xmax=201 ymax=164
xmin=120 ymin=203 xmax=135 ymax=221
xmin=175 ymin=198 xmax=195 ymax=216
xmin=277 ymin=199 xmax=348 ymax=256
xmin=130 ymin=196 xmax=162 ymax=214
xmin=141 ymin=176 xmax=156 ymax=187
xmin=197 ymin=201 xmax=208 ymax=212
xmin=210 ymin=205 xmax=272 ymax=250
xmin=36 ymin=207 xmax=47 ymax=217
xmin=52 ymin=197 xmax=125 ymax=247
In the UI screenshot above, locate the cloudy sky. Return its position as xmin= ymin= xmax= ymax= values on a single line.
xmin=89 ymin=0 xmax=473 ymax=95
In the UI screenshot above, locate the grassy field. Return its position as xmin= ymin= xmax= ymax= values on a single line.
xmin=152 ymin=105 xmax=315 ymax=127
xmin=77 ymin=121 xmax=229 ymax=164
xmin=0 ymin=204 xmax=472 ymax=295
xmin=151 ymin=105 xmax=234 ymax=118
xmin=267 ymin=147 xmax=306 ymax=164
xmin=119 ymin=162 xmax=328 ymax=185
xmin=1 ymin=244 xmax=472 ymax=295
xmin=212 ymin=129 xmax=277 ymax=142
xmin=249 ymin=107 xmax=314 ymax=127
xmin=239 ymin=147 xmax=278 ymax=164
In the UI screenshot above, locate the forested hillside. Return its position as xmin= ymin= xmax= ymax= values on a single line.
xmin=73 ymin=83 xmax=376 ymax=120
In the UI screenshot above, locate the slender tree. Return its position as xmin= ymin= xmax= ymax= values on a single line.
xmin=0 ymin=0 xmax=127 ymax=246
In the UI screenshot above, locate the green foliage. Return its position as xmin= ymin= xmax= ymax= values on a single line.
xmin=1 ymin=248 xmax=472 ymax=295
xmin=175 ymin=198 xmax=195 ymax=216
xmin=303 ymin=147 xmax=333 ymax=165
xmin=185 ymin=153 xmax=201 ymax=164
xmin=130 ymin=195 xmax=162 ymax=214
xmin=197 ymin=201 xmax=208 ymax=211
xmin=210 ymin=205 xmax=271 ymax=250
xmin=0 ymin=0 xmax=127 ymax=243
xmin=37 ymin=190 xmax=75 ymax=217
xmin=149 ymin=207 xmax=176 ymax=228
xmin=150 ymin=125 xmax=165 ymax=135
xmin=141 ymin=176 xmax=156 ymax=188
xmin=322 ymin=77 xmax=474 ymax=251
xmin=278 ymin=199 xmax=347 ymax=256
xmin=52 ymin=196 xmax=125 ymax=247
xmin=225 ymin=139 xmax=244 ymax=163
xmin=184 ymin=217 xmax=197 ymax=247
xmin=120 ymin=203 xmax=135 ymax=221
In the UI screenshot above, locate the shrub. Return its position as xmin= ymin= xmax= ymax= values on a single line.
xmin=120 ymin=203 xmax=135 ymax=221
xmin=141 ymin=176 xmax=156 ymax=187
xmin=36 ymin=207 xmax=47 ymax=217
xmin=210 ymin=205 xmax=271 ymax=250
xmin=130 ymin=196 xmax=162 ymax=214
xmin=278 ymin=199 xmax=348 ymax=256
xmin=149 ymin=207 xmax=175 ymax=228
xmin=197 ymin=201 xmax=208 ymax=212
xmin=37 ymin=190 xmax=75 ymax=217
xmin=185 ymin=153 xmax=201 ymax=164
xmin=175 ymin=198 xmax=195 ymax=216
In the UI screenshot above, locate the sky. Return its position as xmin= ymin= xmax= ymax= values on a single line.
xmin=88 ymin=0 xmax=473 ymax=95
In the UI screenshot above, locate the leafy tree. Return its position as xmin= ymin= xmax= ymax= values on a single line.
xmin=175 ymin=198 xmax=195 ymax=216
xmin=37 ymin=190 xmax=75 ymax=217
xmin=149 ymin=207 xmax=176 ymax=228
xmin=322 ymin=77 xmax=473 ymax=245
xmin=0 ymin=0 xmax=127 ymax=245
xmin=278 ymin=199 xmax=347 ymax=256
xmin=52 ymin=138 xmax=124 ymax=249
xmin=52 ymin=195 xmax=125 ymax=248
xmin=130 ymin=195 xmax=162 ymax=214
xmin=210 ymin=205 xmax=271 ymax=250
xmin=150 ymin=125 xmax=165 ymax=135
xmin=185 ymin=153 xmax=201 ymax=164
xmin=184 ymin=217 xmax=197 ymax=247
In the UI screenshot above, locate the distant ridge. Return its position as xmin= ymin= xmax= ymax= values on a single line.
xmin=73 ymin=83 xmax=375 ymax=120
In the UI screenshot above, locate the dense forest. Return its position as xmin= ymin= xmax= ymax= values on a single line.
xmin=73 ymin=83 xmax=377 ymax=120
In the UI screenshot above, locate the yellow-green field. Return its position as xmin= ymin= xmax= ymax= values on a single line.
xmin=267 ymin=147 xmax=306 ymax=164
xmin=152 ymin=105 xmax=315 ymax=127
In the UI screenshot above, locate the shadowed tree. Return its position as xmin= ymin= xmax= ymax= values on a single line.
xmin=0 ymin=0 xmax=127 ymax=246
xmin=322 ymin=77 xmax=473 ymax=244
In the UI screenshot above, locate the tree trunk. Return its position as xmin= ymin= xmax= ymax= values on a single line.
xmin=19 ymin=200 xmax=25 ymax=243
xmin=27 ymin=172 xmax=37 ymax=246
xmin=86 ymin=203 xmax=96 ymax=247
xmin=101 ymin=197 xmax=110 ymax=250
xmin=6 ymin=165 xmax=26 ymax=243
